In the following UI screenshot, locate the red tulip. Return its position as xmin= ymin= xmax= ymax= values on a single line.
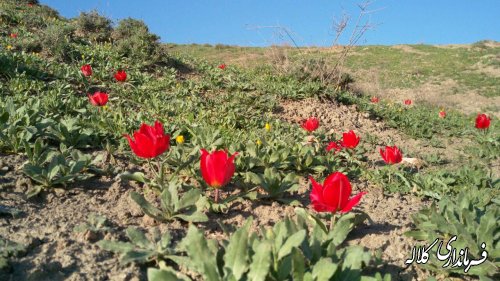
xmin=404 ymin=99 xmax=412 ymax=106
xmin=309 ymin=172 xmax=366 ymax=213
xmin=124 ymin=121 xmax=170 ymax=159
xmin=200 ymin=149 xmax=237 ymax=189
xmin=370 ymin=96 xmax=379 ymax=103
xmin=326 ymin=141 xmax=342 ymax=153
xmin=301 ymin=117 xmax=319 ymax=132
xmin=114 ymin=70 xmax=127 ymax=82
xmin=380 ymin=145 xmax=403 ymax=164
xmin=10 ymin=33 xmax=17 ymax=39
xmin=439 ymin=110 xmax=446 ymax=119
xmin=81 ymin=64 xmax=92 ymax=77
xmin=87 ymin=91 xmax=108 ymax=106
xmin=475 ymin=113 xmax=491 ymax=129
xmin=341 ymin=130 xmax=360 ymax=149
xmin=218 ymin=63 xmax=226 ymax=70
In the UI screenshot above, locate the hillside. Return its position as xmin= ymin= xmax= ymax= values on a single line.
xmin=0 ymin=1 xmax=498 ymax=281
xmin=168 ymin=42 xmax=500 ymax=117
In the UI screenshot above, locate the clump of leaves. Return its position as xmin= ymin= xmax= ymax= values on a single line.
xmin=150 ymin=209 xmax=389 ymax=281
xmin=405 ymin=187 xmax=499 ymax=279
xmin=98 ymin=227 xmax=181 ymax=265
xmin=245 ymin=167 xmax=300 ymax=202
xmin=125 ymin=176 xmax=208 ymax=223
xmin=22 ymin=141 xmax=103 ymax=197
xmin=74 ymin=213 xmax=110 ymax=237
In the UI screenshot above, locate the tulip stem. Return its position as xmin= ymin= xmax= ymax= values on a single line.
xmin=330 ymin=214 xmax=338 ymax=231
xmin=214 ymin=189 xmax=219 ymax=203
xmin=158 ymin=160 xmax=164 ymax=189
xmin=146 ymin=159 xmax=161 ymax=189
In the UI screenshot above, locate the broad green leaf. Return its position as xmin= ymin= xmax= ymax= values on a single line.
xmin=223 ymin=218 xmax=252 ymax=279
xmin=147 ymin=268 xmax=190 ymax=281
xmin=126 ymin=227 xmax=151 ymax=249
xmin=291 ymin=248 xmax=306 ymax=281
xmin=312 ymin=258 xmax=337 ymax=281
xmin=248 ymin=240 xmax=272 ymax=281
xmin=277 ymin=230 xmax=306 ymax=260
xmin=130 ymin=191 xmax=164 ymax=221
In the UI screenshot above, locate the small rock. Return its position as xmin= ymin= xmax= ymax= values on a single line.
xmin=83 ymin=230 xmax=98 ymax=242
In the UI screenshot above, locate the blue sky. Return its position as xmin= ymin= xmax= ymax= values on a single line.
xmin=40 ymin=0 xmax=500 ymax=46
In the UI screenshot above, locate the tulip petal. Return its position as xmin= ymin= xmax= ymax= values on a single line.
xmin=322 ymin=172 xmax=351 ymax=212
xmin=340 ymin=192 xmax=367 ymax=213
xmin=200 ymin=149 xmax=212 ymax=186
xmin=133 ymin=132 xmax=154 ymax=158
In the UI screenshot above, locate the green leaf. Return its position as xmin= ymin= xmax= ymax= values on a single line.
xmin=26 ymin=185 xmax=43 ymax=198
xmin=277 ymin=230 xmax=306 ymax=260
xmin=126 ymin=227 xmax=151 ymax=249
xmin=223 ymin=218 xmax=252 ymax=279
xmin=120 ymin=172 xmax=147 ymax=183
xmin=182 ymin=225 xmax=220 ymax=281
xmin=47 ymin=157 xmax=61 ymax=181
xmin=177 ymin=188 xmax=202 ymax=210
xmin=174 ymin=211 xmax=208 ymax=223
xmin=97 ymin=240 xmax=135 ymax=253
xmin=130 ymin=191 xmax=165 ymax=221
xmin=147 ymin=268 xmax=190 ymax=281
xmin=291 ymin=248 xmax=306 ymax=281
xmin=330 ymin=213 xmax=356 ymax=246
xmin=341 ymin=246 xmax=371 ymax=270
xmin=248 ymin=241 xmax=272 ymax=281
xmin=312 ymin=258 xmax=337 ymax=281
xmin=121 ymin=250 xmax=153 ymax=264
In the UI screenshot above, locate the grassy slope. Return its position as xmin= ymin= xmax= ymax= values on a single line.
xmin=168 ymin=42 xmax=500 ymax=115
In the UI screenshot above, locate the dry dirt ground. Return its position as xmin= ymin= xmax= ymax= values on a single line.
xmin=0 ymin=98 xmax=472 ymax=281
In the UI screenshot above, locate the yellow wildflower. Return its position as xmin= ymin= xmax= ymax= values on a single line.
xmin=256 ymin=139 xmax=262 ymax=146
xmin=176 ymin=135 xmax=185 ymax=144
xmin=265 ymin=123 xmax=271 ymax=132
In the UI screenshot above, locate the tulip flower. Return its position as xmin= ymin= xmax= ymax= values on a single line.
xmin=301 ymin=117 xmax=319 ymax=132
xmin=81 ymin=64 xmax=92 ymax=77
xmin=380 ymin=145 xmax=403 ymax=164
xmin=326 ymin=141 xmax=342 ymax=153
xmin=341 ymin=130 xmax=360 ymax=149
xmin=114 ymin=70 xmax=127 ymax=82
xmin=10 ymin=33 xmax=17 ymax=39
xmin=124 ymin=121 xmax=170 ymax=159
xmin=176 ymin=135 xmax=185 ymax=144
xmin=439 ymin=110 xmax=446 ymax=119
xmin=309 ymin=172 xmax=366 ymax=214
xmin=87 ymin=91 xmax=109 ymax=106
xmin=475 ymin=113 xmax=491 ymax=129
xmin=200 ymin=149 xmax=237 ymax=202
xmin=404 ymin=99 xmax=412 ymax=106
xmin=370 ymin=96 xmax=379 ymax=103
xmin=218 ymin=63 xmax=226 ymax=70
